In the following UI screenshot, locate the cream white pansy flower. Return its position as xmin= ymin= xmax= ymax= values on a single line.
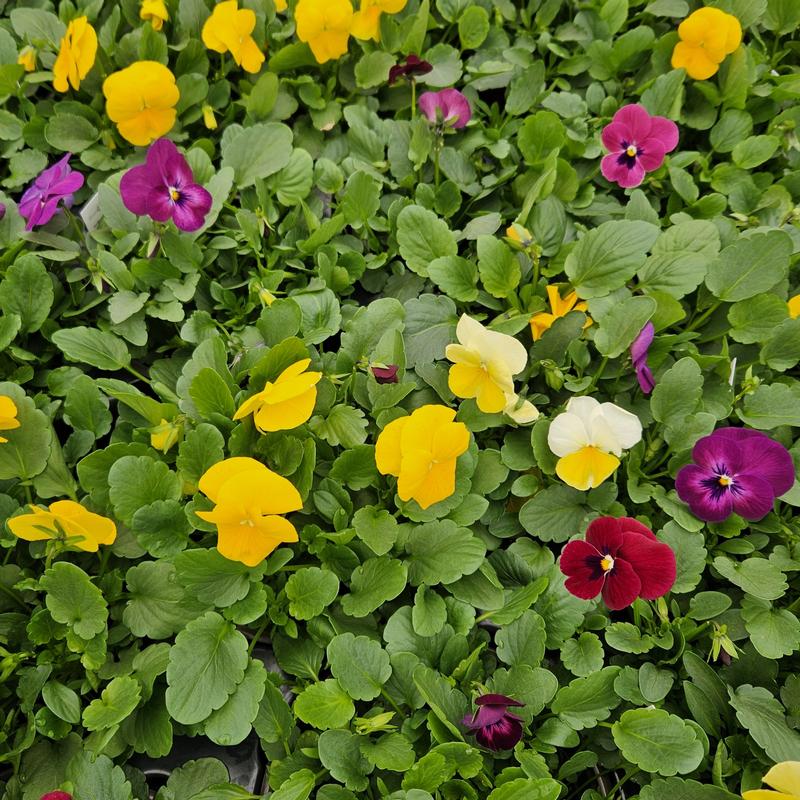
xmin=445 ymin=314 xmax=538 ymax=423
xmin=547 ymin=396 xmax=642 ymax=490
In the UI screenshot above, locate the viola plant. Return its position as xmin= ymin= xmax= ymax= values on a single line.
xmin=0 ymin=0 xmax=798 ymax=798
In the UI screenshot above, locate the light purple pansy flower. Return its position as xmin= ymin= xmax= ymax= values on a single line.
xmin=601 ymin=104 xmax=679 ymax=189
xmin=462 ymin=693 xmax=524 ymax=751
xmin=18 ymin=154 xmax=84 ymax=231
xmin=418 ymin=88 xmax=471 ymax=129
xmin=120 ymin=138 xmax=212 ymax=232
xmin=631 ymin=321 xmax=655 ymax=394
xmin=675 ymin=428 xmax=795 ymax=523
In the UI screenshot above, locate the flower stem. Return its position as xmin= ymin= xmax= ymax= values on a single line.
xmin=584 ymin=356 xmax=609 ymax=394
xmin=247 ymin=618 xmax=269 ymax=656
xmin=687 ymin=300 xmax=721 ymax=332
xmin=410 ymin=79 xmax=416 ymax=120
xmin=124 ymin=364 xmax=153 ymax=386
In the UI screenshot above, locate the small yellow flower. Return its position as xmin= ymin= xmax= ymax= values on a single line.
xmin=274 ymin=0 xmax=288 ymax=9
xmin=376 ymin=404 xmax=469 ymax=509
xmin=295 ymin=0 xmax=354 ymax=64
xmin=506 ymin=223 xmax=534 ymax=249
xmin=788 ymin=296 xmax=800 ymax=319
xmin=530 ymin=285 xmax=592 ymax=341
xmin=195 ymin=457 xmax=302 ymax=566
xmin=103 ymin=61 xmax=179 ymax=146
xmin=445 ymin=314 xmax=538 ymax=423
xmin=671 ymin=7 xmax=742 ymax=81
xmin=233 ymin=358 xmax=321 ymax=433
xmin=8 ymin=500 xmax=116 ymax=552
xmin=547 ymin=397 xmax=642 ymax=490
xmin=202 ymin=103 xmax=218 ymax=130
xmin=150 ymin=418 xmax=182 ymax=453
xmin=17 ymin=46 xmax=36 ymax=72
xmin=52 ymin=16 xmax=97 ymax=92
xmin=0 ymin=396 xmax=20 ymax=444
xmin=202 ymin=0 xmax=265 ymax=74
xmin=140 ymin=0 xmax=169 ymax=30
xmin=351 ymin=0 xmax=407 ymax=42
xmin=743 ymin=761 xmax=800 ymax=800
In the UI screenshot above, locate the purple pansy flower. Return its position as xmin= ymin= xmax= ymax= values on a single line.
xmin=419 ymin=88 xmax=471 ymax=129
xmin=389 ymin=54 xmax=432 ymax=85
xmin=462 ymin=693 xmax=524 ymax=751
xmin=675 ymin=428 xmax=795 ymax=523
xmin=601 ymin=104 xmax=679 ymax=189
xmin=631 ymin=322 xmax=655 ymax=394
xmin=120 ymin=138 xmax=212 ymax=232
xmin=18 ymin=154 xmax=84 ymax=231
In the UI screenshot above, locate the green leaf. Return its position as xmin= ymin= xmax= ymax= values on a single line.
xmin=220 ymin=122 xmax=293 ymax=187
xmin=477 ymin=236 xmax=521 ymax=298
xmin=361 ymin=733 xmax=416 ymax=772
xmin=189 ymin=368 xmax=236 ymax=419
xmin=309 ymin=405 xmax=367 ymax=448
xmin=51 ymin=327 xmax=131 ymax=371
xmin=204 ymin=660 xmax=267 ymax=746
xmin=407 ymin=520 xmax=486 ymax=586
xmin=712 ymin=556 xmax=787 ymax=601
xmin=270 ymin=770 xmax=316 ymax=800
xmin=593 ymin=295 xmax=657 ymax=358
xmin=41 ymin=562 xmax=108 ymax=640
xmin=44 ymin=114 xmax=99 ymax=152
xmin=254 ymin=680 xmax=295 ymax=744
xmin=659 ymin=523 xmax=706 ymax=594
xmin=612 ymin=708 xmax=704 ymax=776
xmin=66 ymin=751 xmax=132 ymax=800
xmin=341 ymin=557 xmax=407 ymax=617
xmin=108 ymin=455 xmax=181 ymax=524
xmin=293 ymin=679 xmax=355 ymax=730
xmin=83 ymin=676 xmax=141 ymax=731
xmin=519 ymin=485 xmax=589 ymax=542
xmin=403 ymin=294 xmax=458 ymax=367
xmin=639 ymin=778 xmax=738 ymax=800
xmin=0 ymin=255 xmax=53 ymax=333
xmin=705 ymin=231 xmax=793 ymax=302
xmin=550 ymin=666 xmax=621 ymax=730
xmin=728 ymin=293 xmax=789 ymax=344
xmin=738 ymin=383 xmax=800 ymax=429
xmin=327 ymin=633 xmax=392 ymax=701
xmin=560 ymin=632 xmax=604 ymax=677
xmin=177 ymin=423 xmax=226 ymax=487
xmin=518 ymin=111 xmax=566 ymax=165
xmin=487 ymin=779 xmax=561 ymax=800
xmin=412 ymin=585 xmax=448 ymax=636
xmin=165 ymin=611 xmax=249 ymax=725
xmin=742 ymin=597 xmax=800 ymax=659
xmin=496 ymin=610 xmax=547 ymax=668
xmin=650 ymin=357 xmax=703 ymax=425
xmin=318 ymin=729 xmax=372 ymax=792
xmin=352 ymin=506 xmax=398 ymax=556
xmin=42 ymin=681 xmax=81 ymax=724
xmin=729 ymin=684 xmax=800 ymax=762
xmin=732 ymin=135 xmax=779 ymax=169
xmin=396 ymin=205 xmax=457 ymax=277
xmin=0 ymin=382 xmax=52 ymax=480
xmin=63 ymin=375 xmax=112 ymax=438
xmin=285 ymin=567 xmax=340 ymax=620
xmin=428 ymin=256 xmax=479 ymax=302
xmin=458 ymin=5 xmax=490 ymax=48
xmin=174 ymin=548 xmax=260 ymax=607
xmin=761 ymin=318 xmax=800 ymax=371
xmin=565 ymin=220 xmax=659 ymax=298
xmin=340 ymin=172 xmax=381 ymax=227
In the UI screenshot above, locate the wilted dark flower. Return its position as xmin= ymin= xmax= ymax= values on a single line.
xmin=40 ymin=792 xmax=72 ymax=800
xmin=462 ymin=693 xmax=524 ymax=751
xmin=388 ymin=53 xmax=432 ymax=85
xmin=371 ymin=364 xmax=399 ymax=384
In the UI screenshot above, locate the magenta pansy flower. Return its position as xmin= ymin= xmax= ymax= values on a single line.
xmin=560 ymin=517 xmax=676 ymax=611
xmin=371 ymin=364 xmax=399 ymax=384
xmin=418 ymin=88 xmax=471 ymax=129
xmin=462 ymin=694 xmax=524 ymax=751
xmin=18 ymin=154 xmax=84 ymax=231
xmin=676 ymin=428 xmax=795 ymax=523
xmin=120 ymin=138 xmax=212 ymax=232
xmin=631 ymin=322 xmax=655 ymax=394
xmin=389 ymin=54 xmax=432 ymax=85
xmin=40 ymin=793 xmax=72 ymax=800
xmin=601 ymin=104 xmax=679 ymax=189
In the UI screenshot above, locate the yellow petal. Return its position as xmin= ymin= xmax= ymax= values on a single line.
xmin=671 ymin=42 xmax=721 ymax=80
xmin=432 ymin=421 xmax=469 ymax=461
xmin=199 ymin=457 xmax=269 ymax=502
xmin=530 ymin=312 xmax=556 ymax=341
xmin=407 ymin=459 xmax=458 ymax=510
xmin=252 ymin=388 xmax=317 ymax=432
xmin=238 ymin=37 xmax=265 ymax=73
xmin=7 ymin=507 xmax=57 ymax=542
xmin=475 ymin=377 xmax=508 ymax=414
xmin=216 ymin=515 xmax=298 ymax=566
xmin=51 ymin=500 xmax=116 ymax=551
xmin=375 ymin=416 xmax=408 ymax=477
xmin=215 ymin=468 xmax=302 ymax=515
xmin=448 ymin=362 xmax=487 ymax=401
xmin=233 ymin=391 xmax=266 ymax=421
xmin=788 ymin=297 xmax=800 ymax=319
xmin=742 ymin=792 xmax=797 ymax=800
xmin=762 ymin=763 xmax=800 ymax=796
xmin=400 ymin=405 xmax=456 ymax=455
xmin=556 ymin=447 xmax=620 ymax=491
xmin=378 ymin=0 xmax=407 ymax=11
xmin=351 ymin=7 xmax=382 ymax=41
xmin=263 ymin=372 xmax=321 ymax=405
xmin=397 ymin=449 xmax=434 ymax=503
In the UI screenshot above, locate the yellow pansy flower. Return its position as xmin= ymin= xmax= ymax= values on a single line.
xmin=140 ymin=0 xmax=169 ymax=30
xmin=103 ymin=61 xmax=179 ymax=146
xmin=0 ymin=396 xmax=20 ymax=443
xmin=671 ymin=7 xmax=742 ymax=81
xmin=202 ymin=104 xmax=218 ymax=130
xmin=788 ymin=296 xmax=800 ymax=319
xmin=8 ymin=500 xmax=116 ymax=552
xmin=351 ymin=0 xmax=408 ymax=42
xmin=743 ymin=761 xmax=800 ymax=800
xmin=234 ymin=358 xmax=322 ymax=433
xmin=274 ymin=0 xmax=288 ymax=9
xmin=150 ymin=418 xmax=182 ymax=453
xmin=17 ymin=46 xmax=36 ymax=72
xmin=530 ymin=285 xmax=592 ymax=341
xmin=376 ymin=404 xmax=469 ymax=510
xmin=547 ymin=396 xmax=642 ymax=491
xmin=196 ymin=457 xmax=302 ymax=566
xmin=506 ymin=223 xmax=534 ymax=249
xmin=202 ymin=0 xmax=265 ymax=74
xmin=295 ymin=0 xmax=354 ymax=64
xmin=52 ymin=16 xmax=97 ymax=93
xmin=445 ymin=314 xmax=538 ymax=423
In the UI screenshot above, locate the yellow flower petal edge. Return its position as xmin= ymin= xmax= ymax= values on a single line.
xmin=295 ymin=0 xmax=354 ymax=64
xmin=530 ymin=285 xmax=591 ymax=340
xmin=140 ymin=0 xmax=169 ymax=30
xmin=52 ymin=16 xmax=97 ymax=93
xmin=201 ymin=0 xmax=265 ymax=74
xmin=788 ymin=296 xmax=800 ymax=319
xmin=671 ymin=7 xmax=742 ymax=80
xmin=556 ymin=447 xmax=621 ymax=491
xmin=7 ymin=500 xmax=116 ymax=552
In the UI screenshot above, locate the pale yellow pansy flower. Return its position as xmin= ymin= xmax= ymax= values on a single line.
xmin=743 ymin=761 xmax=800 ymax=800
xmin=547 ymin=396 xmax=642 ymax=490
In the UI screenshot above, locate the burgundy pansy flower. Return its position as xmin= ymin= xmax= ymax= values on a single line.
xmin=371 ymin=364 xmax=399 ymax=384
xmin=675 ymin=428 xmax=795 ymax=523
xmin=120 ymin=138 xmax=212 ymax=232
xmin=462 ymin=693 xmax=524 ymax=751
xmin=40 ymin=793 xmax=72 ymax=800
xmin=601 ymin=104 xmax=679 ymax=189
xmin=419 ymin=88 xmax=471 ymax=129
xmin=631 ymin=321 xmax=655 ymax=394
xmin=389 ymin=54 xmax=432 ymax=85
xmin=560 ymin=517 xmax=676 ymax=611
xmin=18 ymin=154 xmax=84 ymax=231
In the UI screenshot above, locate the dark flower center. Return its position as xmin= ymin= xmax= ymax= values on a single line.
xmin=585 ymin=553 xmax=615 ymax=579
xmin=617 ymin=140 xmax=642 ymax=169
xmin=701 ymin=463 xmax=741 ymax=499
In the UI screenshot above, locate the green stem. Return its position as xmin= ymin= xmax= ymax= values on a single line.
xmin=607 ymin=769 xmax=640 ymax=799
xmin=687 ymin=300 xmax=721 ymax=332
xmin=0 ymin=581 xmax=28 ymax=612
xmin=124 ymin=364 xmax=153 ymax=386
xmin=584 ymin=356 xmax=609 ymax=394
xmin=247 ymin=618 xmax=269 ymax=657
xmin=433 ymin=142 xmax=441 ymax=186
xmin=410 ymin=78 xmax=416 ymax=119
xmin=379 ymin=687 xmax=405 ymax=718
xmin=684 ymin=621 xmax=711 ymax=643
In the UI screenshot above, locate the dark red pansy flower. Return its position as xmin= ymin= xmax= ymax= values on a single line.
xmin=463 ymin=693 xmax=524 ymax=751
xmin=560 ymin=516 xmax=676 ymax=611
xmin=388 ymin=54 xmax=432 ymax=85
xmin=371 ymin=364 xmax=399 ymax=384
xmin=40 ymin=792 xmax=72 ymax=800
